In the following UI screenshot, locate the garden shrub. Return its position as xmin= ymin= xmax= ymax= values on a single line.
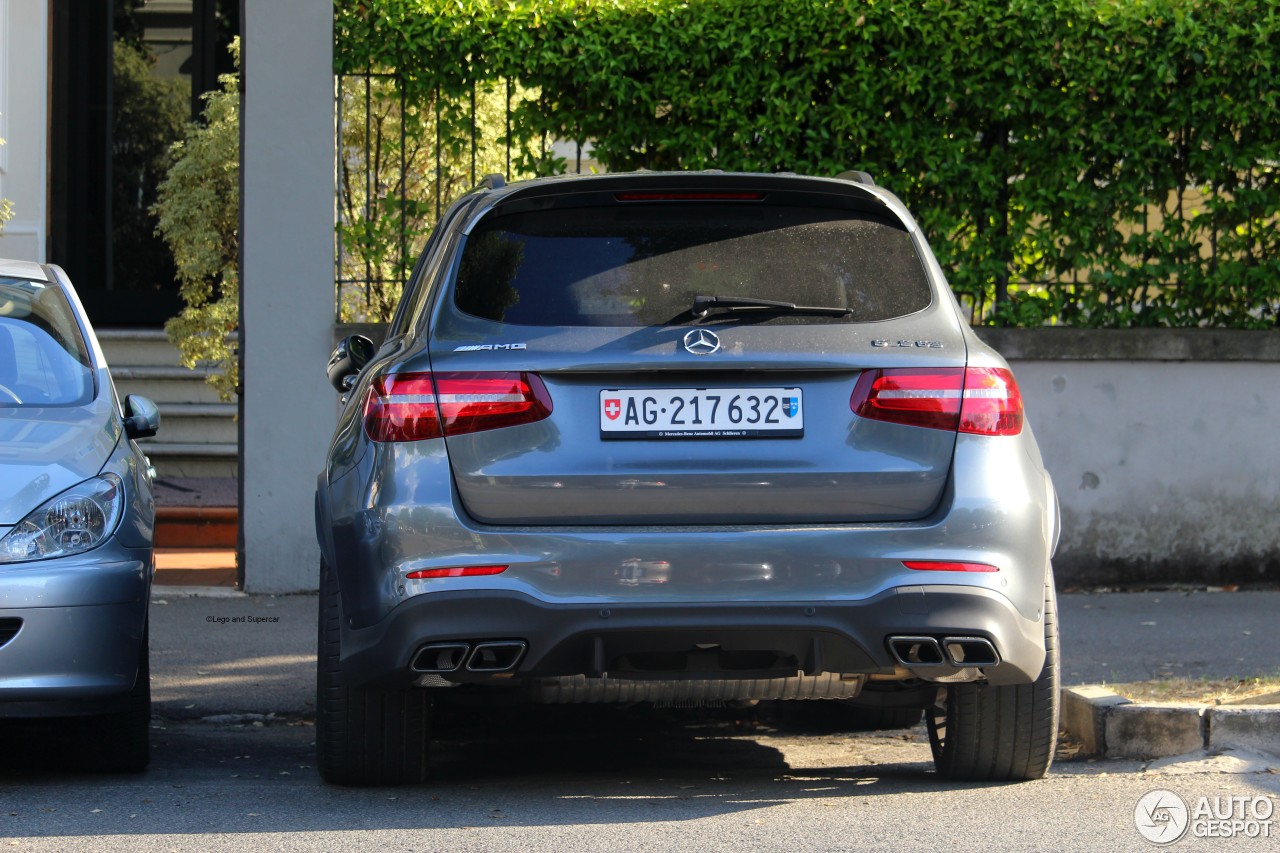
xmin=336 ymin=0 xmax=1280 ymax=327
xmin=153 ymin=40 xmax=240 ymax=400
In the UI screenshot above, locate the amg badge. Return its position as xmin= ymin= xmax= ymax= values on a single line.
xmin=454 ymin=343 xmax=528 ymax=351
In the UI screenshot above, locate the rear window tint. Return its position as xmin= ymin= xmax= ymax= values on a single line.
xmin=453 ymin=205 xmax=931 ymax=326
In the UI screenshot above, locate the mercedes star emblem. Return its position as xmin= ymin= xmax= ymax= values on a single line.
xmin=682 ymin=328 xmax=721 ymax=355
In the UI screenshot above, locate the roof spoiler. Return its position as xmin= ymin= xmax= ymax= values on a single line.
xmin=835 ymin=170 xmax=876 ymax=187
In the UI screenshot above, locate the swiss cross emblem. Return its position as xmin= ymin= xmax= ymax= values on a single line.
xmin=603 ymin=399 xmax=622 ymax=420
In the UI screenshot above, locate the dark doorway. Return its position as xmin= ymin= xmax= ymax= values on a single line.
xmin=48 ymin=1 xmax=239 ymax=327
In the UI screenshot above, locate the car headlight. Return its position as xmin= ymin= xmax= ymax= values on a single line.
xmin=0 ymin=474 xmax=125 ymax=563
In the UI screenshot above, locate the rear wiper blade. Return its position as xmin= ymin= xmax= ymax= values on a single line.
xmin=692 ymin=294 xmax=852 ymax=318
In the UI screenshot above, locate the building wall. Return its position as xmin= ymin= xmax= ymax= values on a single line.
xmin=980 ymin=329 xmax=1280 ymax=587
xmin=0 ymin=0 xmax=48 ymax=262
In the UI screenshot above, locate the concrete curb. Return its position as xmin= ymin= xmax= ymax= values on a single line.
xmin=1062 ymin=685 xmax=1280 ymax=759
xmin=152 ymin=585 xmax=248 ymax=599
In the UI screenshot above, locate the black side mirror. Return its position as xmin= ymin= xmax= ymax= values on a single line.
xmin=327 ymin=335 xmax=376 ymax=393
xmin=123 ymin=394 xmax=161 ymax=439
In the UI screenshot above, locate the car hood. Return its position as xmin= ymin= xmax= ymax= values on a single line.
xmin=0 ymin=399 xmax=121 ymax=525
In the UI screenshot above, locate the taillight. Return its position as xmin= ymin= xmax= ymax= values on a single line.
xmin=850 ymin=367 xmax=1023 ymax=436
xmin=957 ymin=367 xmax=1024 ymax=436
xmin=363 ymin=372 xmax=552 ymax=442
xmin=364 ymin=374 xmax=443 ymax=442
xmin=850 ymin=368 xmax=963 ymax=432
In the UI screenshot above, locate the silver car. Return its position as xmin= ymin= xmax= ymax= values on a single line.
xmin=0 ymin=259 xmax=159 ymax=772
xmin=318 ymin=171 xmax=1060 ymax=786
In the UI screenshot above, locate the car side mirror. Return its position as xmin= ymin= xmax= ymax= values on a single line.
xmin=327 ymin=334 xmax=376 ymax=393
xmin=123 ymin=394 xmax=161 ymax=439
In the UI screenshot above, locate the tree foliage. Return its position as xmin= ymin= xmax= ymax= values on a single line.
xmin=153 ymin=40 xmax=240 ymax=401
xmin=336 ymin=75 xmax=542 ymax=321
xmin=336 ymin=0 xmax=1280 ymax=327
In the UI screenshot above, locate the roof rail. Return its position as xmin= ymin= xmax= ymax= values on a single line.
xmin=835 ymin=170 xmax=876 ymax=187
xmin=478 ymin=173 xmax=507 ymax=191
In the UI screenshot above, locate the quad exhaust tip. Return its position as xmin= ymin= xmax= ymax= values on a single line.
xmin=887 ymin=635 xmax=1001 ymax=668
xmin=941 ymin=636 xmax=1001 ymax=667
xmin=411 ymin=640 xmax=528 ymax=673
xmin=411 ymin=642 xmax=472 ymax=673
xmin=467 ymin=641 xmax=528 ymax=672
xmin=887 ymin=636 xmax=945 ymax=666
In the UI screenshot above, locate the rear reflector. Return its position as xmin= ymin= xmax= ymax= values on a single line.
xmin=405 ymin=565 xmax=508 ymax=580
xmin=902 ymin=560 xmax=1000 ymax=573
xmin=364 ymin=372 xmax=553 ymax=442
xmin=850 ymin=367 xmax=1023 ymax=436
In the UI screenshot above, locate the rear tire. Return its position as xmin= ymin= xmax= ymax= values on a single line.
xmin=927 ymin=577 xmax=1059 ymax=781
xmin=316 ymin=560 xmax=431 ymax=786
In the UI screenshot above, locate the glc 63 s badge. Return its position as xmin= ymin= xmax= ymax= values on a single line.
xmin=872 ymin=339 xmax=944 ymax=348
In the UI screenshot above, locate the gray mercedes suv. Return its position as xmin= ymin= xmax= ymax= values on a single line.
xmin=317 ymin=170 xmax=1061 ymax=786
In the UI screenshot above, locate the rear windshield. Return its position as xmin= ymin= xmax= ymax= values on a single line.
xmin=0 ymin=278 xmax=94 ymax=407
xmin=453 ymin=204 xmax=932 ymax=326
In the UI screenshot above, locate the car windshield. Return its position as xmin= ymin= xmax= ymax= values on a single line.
xmin=0 ymin=277 xmax=94 ymax=407
xmin=454 ymin=204 xmax=932 ymax=326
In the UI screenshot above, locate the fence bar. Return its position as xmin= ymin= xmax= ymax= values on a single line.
xmin=400 ymin=82 xmax=408 ymax=284
xmin=334 ymin=74 xmax=344 ymax=321
xmin=435 ymin=86 xmax=442 ymax=221
xmin=363 ymin=73 xmax=375 ymax=305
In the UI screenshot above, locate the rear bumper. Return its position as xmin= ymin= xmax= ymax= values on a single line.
xmin=320 ymin=427 xmax=1059 ymax=634
xmin=340 ymin=583 xmax=1046 ymax=691
xmin=0 ymin=555 xmax=149 ymax=717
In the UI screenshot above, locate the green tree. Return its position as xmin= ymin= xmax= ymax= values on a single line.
xmin=153 ymin=40 xmax=240 ymax=400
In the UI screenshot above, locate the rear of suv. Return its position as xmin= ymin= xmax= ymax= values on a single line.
xmin=316 ymin=170 xmax=1060 ymax=786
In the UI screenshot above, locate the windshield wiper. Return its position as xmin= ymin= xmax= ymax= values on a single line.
xmin=692 ymin=294 xmax=852 ymax=318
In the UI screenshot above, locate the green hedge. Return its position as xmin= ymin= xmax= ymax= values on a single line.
xmin=335 ymin=0 xmax=1280 ymax=327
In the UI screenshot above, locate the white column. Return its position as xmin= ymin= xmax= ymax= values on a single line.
xmin=240 ymin=0 xmax=334 ymax=592
xmin=0 ymin=0 xmax=48 ymax=261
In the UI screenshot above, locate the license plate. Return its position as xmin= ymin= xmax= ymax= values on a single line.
xmin=600 ymin=388 xmax=803 ymax=438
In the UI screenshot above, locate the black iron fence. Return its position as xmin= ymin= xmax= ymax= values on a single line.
xmin=334 ymin=73 xmax=589 ymax=322
xmin=335 ymin=71 xmax=1277 ymax=329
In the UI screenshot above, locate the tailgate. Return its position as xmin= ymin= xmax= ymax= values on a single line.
xmin=430 ymin=323 xmax=966 ymax=526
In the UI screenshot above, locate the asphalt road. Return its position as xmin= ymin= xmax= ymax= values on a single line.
xmin=0 ymin=589 xmax=1276 ymax=851
xmin=2 ymin=706 xmax=1277 ymax=852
